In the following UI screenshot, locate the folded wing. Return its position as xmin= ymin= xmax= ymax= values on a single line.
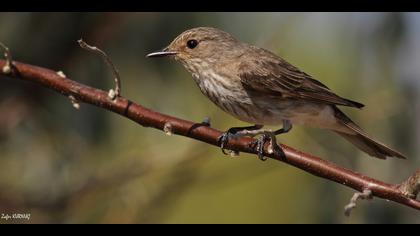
xmin=238 ymin=48 xmax=364 ymax=109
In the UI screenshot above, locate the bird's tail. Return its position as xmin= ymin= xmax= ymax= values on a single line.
xmin=333 ymin=107 xmax=406 ymax=159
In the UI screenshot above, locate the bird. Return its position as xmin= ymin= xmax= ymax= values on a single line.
xmin=146 ymin=27 xmax=406 ymax=160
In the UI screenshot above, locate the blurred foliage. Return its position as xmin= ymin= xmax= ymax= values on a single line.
xmin=0 ymin=12 xmax=419 ymax=223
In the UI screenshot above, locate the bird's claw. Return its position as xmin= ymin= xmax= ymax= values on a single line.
xmin=218 ymin=132 xmax=231 ymax=155
xmin=272 ymin=142 xmax=286 ymax=159
xmin=217 ymin=130 xmax=239 ymax=156
xmin=250 ymin=133 xmax=285 ymax=161
xmin=251 ymin=134 xmax=270 ymax=161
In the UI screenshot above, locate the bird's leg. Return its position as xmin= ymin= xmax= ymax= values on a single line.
xmin=217 ymin=124 xmax=264 ymax=155
xmin=250 ymin=120 xmax=292 ymax=161
xmin=247 ymin=130 xmax=283 ymax=161
xmin=217 ymin=120 xmax=292 ymax=160
xmin=273 ymin=120 xmax=292 ymax=135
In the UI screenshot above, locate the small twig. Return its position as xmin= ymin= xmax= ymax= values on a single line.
xmin=344 ymin=189 xmax=373 ymax=216
xmin=228 ymin=150 xmax=240 ymax=157
xmin=201 ymin=117 xmax=211 ymax=127
xmin=77 ymin=39 xmax=121 ymax=100
xmin=56 ymin=71 xmax=67 ymax=78
xmin=68 ymin=95 xmax=80 ymax=110
xmin=163 ymin=122 xmax=173 ymax=136
xmin=0 ymin=42 xmax=13 ymax=74
xmin=398 ymin=169 xmax=420 ymax=199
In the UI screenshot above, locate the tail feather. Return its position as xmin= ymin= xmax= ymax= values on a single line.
xmin=335 ymin=131 xmax=406 ymax=159
xmin=333 ymin=107 xmax=406 ymax=159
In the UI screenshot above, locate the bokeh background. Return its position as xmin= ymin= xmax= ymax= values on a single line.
xmin=0 ymin=12 xmax=419 ymax=223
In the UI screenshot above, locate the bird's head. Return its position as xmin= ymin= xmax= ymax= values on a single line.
xmin=147 ymin=27 xmax=241 ymax=74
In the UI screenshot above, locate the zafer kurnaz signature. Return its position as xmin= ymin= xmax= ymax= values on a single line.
xmin=1 ymin=213 xmax=31 ymax=221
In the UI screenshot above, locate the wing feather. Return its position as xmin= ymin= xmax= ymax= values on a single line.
xmin=238 ymin=49 xmax=364 ymax=108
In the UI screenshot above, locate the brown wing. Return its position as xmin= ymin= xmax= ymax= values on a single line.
xmin=238 ymin=50 xmax=364 ymax=109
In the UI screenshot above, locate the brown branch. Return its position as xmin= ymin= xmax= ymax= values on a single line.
xmin=0 ymin=56 xmax=419 ymax=213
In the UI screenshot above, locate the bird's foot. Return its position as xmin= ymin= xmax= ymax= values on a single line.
xmin=217 ymin=125 xmax=264 ymax=157
xmin=217 ymin=128 xmax=242 ymax=156
xmin=250 ymin=132 xmax=285 ymax=161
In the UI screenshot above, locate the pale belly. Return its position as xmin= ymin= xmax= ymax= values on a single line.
xmin=193 ymin=71 xmax=342 ymax=131
xmin=208 ymin=91 xmax=342 ymax=132
xmin=228 ymin=100 xmax=340 ymax=130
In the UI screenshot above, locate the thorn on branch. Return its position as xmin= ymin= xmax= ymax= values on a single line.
xmin=56 ymin=71 xmax=67 ymax=78
xmin=201 ymin=117 xmax=211 ymax=127
xmin=221 ymin=144 xmax=240 ymax=157
xmin=77 ymin=39 xmax=121 ymax=101
xmin=0 ymin=42 xmax=13 ymax=74
xmin=344 ymin=189 xmax=373 ymax=216
xmin=229 ymin=150 xmax=240 ymax=157
xmin=163 ymin=122 xmax=173 ymax=136
xmin=267 ymin=138 xmax=274 ymax=155
xmin=108 ymin=89 xmax=117 ymax=100
xmin=68 ymin=95 xmax=80 ymax=110
xmin=398 ymin=169 xmax=420 ymax=199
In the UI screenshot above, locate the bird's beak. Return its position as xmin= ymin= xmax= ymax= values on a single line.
xmin=146 ymin=47 xmax=177 ymax=58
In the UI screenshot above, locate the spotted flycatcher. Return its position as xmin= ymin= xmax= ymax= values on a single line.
xmin=147 ymin=27 xmax=406 ymax=160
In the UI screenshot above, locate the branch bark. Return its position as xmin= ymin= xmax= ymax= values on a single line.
xmin=1 ymin=58 xmax=419 ymax=213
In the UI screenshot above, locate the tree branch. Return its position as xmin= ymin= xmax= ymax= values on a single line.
xmin=1 ymin=54 xmax=419 ymax=214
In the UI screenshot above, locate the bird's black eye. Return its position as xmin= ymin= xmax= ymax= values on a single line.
xmin=187 ymin=39 xmax=198 ymax=49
